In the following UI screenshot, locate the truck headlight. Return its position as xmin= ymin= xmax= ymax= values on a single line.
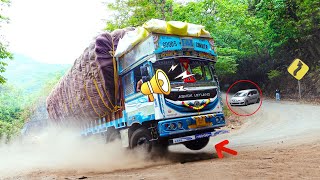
xmin=216 ymin=116 xmax=221 ymax=123
xmin=168 ymin=123 xmax=177 ymax=130
xmin=177 ymin=122 xmax=183 ymax=129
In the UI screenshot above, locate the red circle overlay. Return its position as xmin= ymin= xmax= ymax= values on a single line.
xmin=225 ymin=80 xmax=263 ymax=116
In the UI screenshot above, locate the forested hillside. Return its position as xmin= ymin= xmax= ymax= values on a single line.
xmin=106 ymin=0 xmax=319 ymax=99
xmin=0 ymin=56 xmax=69 ymax=141
xmin=3 ymin=54 xmax=70 ymax=94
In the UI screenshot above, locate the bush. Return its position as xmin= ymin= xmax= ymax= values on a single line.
xmin=0 ymin=120 xmax=22 ymax=142
xmin=267 ymin=70 xmax=281 ymax=80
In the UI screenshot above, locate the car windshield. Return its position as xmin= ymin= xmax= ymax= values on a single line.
xmin=234 ymin=92 xmax=247 ymax=97
xmin=153 ymin=58 xmax=215 ymax=85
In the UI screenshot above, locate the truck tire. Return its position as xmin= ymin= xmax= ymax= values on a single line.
xmin=184 ymin=137 xmax=210 ymax=150
xmin=130 ymin=127 xmax=152 ymax=152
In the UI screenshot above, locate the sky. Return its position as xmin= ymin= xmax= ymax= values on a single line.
xmin=2 ymin=0 xmax=112 ymax=64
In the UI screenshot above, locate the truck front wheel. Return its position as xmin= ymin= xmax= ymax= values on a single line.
xmin=130 ymin=127 xmax=152 ymax=152
xmin=184 ymin=137 xmax=210 ymax=150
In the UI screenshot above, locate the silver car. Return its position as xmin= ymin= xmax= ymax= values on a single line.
xmin=230 ymin=89 xmax=260 ymax=106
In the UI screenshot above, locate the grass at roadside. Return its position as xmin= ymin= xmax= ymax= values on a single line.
xmin=223 ymin=105 xmax=233 ymax=118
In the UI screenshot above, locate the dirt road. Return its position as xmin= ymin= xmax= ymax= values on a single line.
xmin=2 ymin=100 xmax=320 ymax=179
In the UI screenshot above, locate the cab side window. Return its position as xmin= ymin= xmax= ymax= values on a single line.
xmin=123 ymin=64 xmax=144 ymax=97
xmin=134 ymin=66 xmax=143 ymax=92
xmin=123 ymin=71 xmax=134 ymax=97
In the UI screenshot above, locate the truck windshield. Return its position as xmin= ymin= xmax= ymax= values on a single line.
xmin=153 ymin=58 xmax=215 ymax=85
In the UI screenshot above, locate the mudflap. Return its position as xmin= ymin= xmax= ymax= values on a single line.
xmin=120 ymin=128 xmax=129 ymax=147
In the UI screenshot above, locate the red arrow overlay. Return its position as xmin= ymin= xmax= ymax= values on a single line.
xmin=215 ymin=140 xmax=238 ymax=159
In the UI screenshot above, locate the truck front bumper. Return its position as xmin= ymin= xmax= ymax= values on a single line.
xmin=157 ymin=113 xmax=226 ymax=137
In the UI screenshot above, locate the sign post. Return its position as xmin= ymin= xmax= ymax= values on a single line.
xmin=298 ymin=80 xmax=301 ymax=100
xmin=287 ymin=58 xmax=309 ymax=100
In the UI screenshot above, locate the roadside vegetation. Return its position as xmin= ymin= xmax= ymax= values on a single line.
xmin=0 ymin=72 xmax=65 ymax=142
xmin=0 ymin=0 xmax=13 ymax=84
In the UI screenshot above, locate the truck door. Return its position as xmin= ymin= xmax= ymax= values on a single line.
xmin=123 ymin=64 xmax=156 ymax=126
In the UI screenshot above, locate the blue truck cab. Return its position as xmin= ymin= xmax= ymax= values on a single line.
xmin=81 ymin=33 xmax=228 ymax=151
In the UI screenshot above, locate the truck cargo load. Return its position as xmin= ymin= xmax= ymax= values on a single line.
xmin=46 ymin=28 xmax=134 ymax=124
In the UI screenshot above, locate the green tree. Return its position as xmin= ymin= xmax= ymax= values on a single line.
xmin=105 ymin=0 xmax=246 ymax=75
xmin=0 ymin=85 xmax=25 ymax=141
xmin=251 ymin=0 xmax=319 ymax=53
xmin=174 ymin=0 xmax=274 ymax=57
xmin=105 ymin=0 xmax=174 ymax=31
xmin=0 ymin=85 xmax=25 ymax=123
xmin=0 ymin=120 xmax=22 ymax=142
xmin=0 ymin=0 xmax=13 ymax=84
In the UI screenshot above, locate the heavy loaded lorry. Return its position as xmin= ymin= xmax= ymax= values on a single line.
xmin=46 ymin=19 xmax=228 ymax=151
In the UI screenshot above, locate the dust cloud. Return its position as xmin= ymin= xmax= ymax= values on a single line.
xmin=0 ymin=127 xmax=167 ymax=178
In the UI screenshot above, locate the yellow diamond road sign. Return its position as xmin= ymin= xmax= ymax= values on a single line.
xmin=287 ymin=59 xmax=309 ymax=80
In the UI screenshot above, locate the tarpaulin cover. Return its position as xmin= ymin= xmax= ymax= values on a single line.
xmin=46 ymin=28 xmax=134 ymax=124
xmin=114 ymin=19 xmax=211 ymax=57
